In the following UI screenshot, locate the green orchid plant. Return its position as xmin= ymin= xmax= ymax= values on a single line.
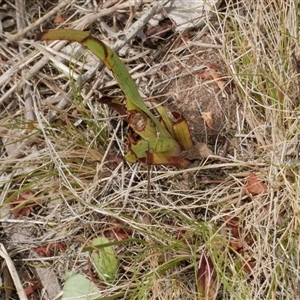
xmin=36 ymin=29 xmax=194 ymax=167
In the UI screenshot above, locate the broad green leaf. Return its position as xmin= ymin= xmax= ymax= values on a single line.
xmin=99 ymin=98 xmax=158 ymax=139
xmin=125 ymin=137 xmax=181 ymax=162
xmin=150 ymin=99 xmax=175 ymax=137
xmin=153 ymin=104 xmax=193 ymax=151
xmin=171 ymin=112 xmax=194 ymax=150
xmin=126 ymin=138 xmax=191 ymax=167
xmin=127 ymin=110 xmax=159 ymax=139
xmin=37 ymin=29 xmax=172 ymax=139
xmin=140 ymin=151 xmax=191 ymax=168
xmin=91 ymin=236 xmax=118 ymax=282
xmin=63 ymin=272 xmax=101 ymax=300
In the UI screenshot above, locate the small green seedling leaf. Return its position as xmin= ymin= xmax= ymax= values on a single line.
xmin=91 ymin=236 xmax=118 ymax=282
xmin=63 ymin=272 xmax=101 ymax=300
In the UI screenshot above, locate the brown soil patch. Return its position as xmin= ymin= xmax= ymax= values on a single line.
xmin=156 ymin=35 xmax=238 ymax=148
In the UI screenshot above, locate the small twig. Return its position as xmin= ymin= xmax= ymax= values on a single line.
xmin=15 ymin=0 xmax=26 ymax=30
xmin=172 ymin=41 xmax=249 ymax=52
xmin=0 ymin=243 xmax=28 ymax=300
xmin=80 ymin=0 xmax=172 ymax=84
xmin=6 ymin=0 xmax=73 ymax=43
xmin=123 ymin=163 xmax=139 ymax=211
xmin=200 ymin=191 xmax=246 ymax=207
xmin=71 ymin=0 xmax=156 ymax=29
xmin=15 ymin=0 xmax=35 ymax=121
xmin=98 ymin=0 xmax=122 ymax=9
xmin=0 ymin=135 xmax=37 ymax=175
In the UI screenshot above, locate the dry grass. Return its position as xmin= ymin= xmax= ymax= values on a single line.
xmin=1 ymin=0 xmax=300 ymax=299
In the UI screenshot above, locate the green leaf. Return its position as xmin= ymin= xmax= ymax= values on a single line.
xmin=91 ymin=236 xmax=118 ymax=282
xmin=171 ymin=111 xmax=194 ymax=150
xmin=36 ymin=29 xmax=195 ymax=167
xmin=63 ymin=272 xmax=101 ymax=300
xmin=82 ymin=238 xmax=146 ymax=252
xmin=36 ymin=29 xmax=172 ymax=139
xmin=125 ymin=137 xmax=181 ymax=162
xmin=139 ymin=151 xmax=191 ymax=168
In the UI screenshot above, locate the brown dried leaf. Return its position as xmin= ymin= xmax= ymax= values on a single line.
xmin=223 ymin=215 xmax=240 ymax=239
xmin=246 ymin=237 xmax=255 ymax=247
xmin=33 ymin=246 xmax=51 ymax=257
xmin=9 ymin=191 xmax=36 ymax=217
xmin=33 ymin=243 xmax=65 ymax=257
xmin=202 ymin=112 xmax=213 ymax=129
xmin=198 ymin=62 xmax=229 ymax=96
xmin=224 ymin=216 xmax=245 ymax=252
xmin=198 ymin=67 xmax=213 ymax=80
xmin=243 ymin=260 xmax=256 ymax=274
xmin=106 ymin=217 xmax=133 ymax=243
xmin=143 ymin=21 xmax=173 ymax=47
xmin=24 ymin=279 xmax=40 ymax=296
xmin=53 ymin=14 xmax=67 ymax=24
xmin=179 ymin=32 xmax=191 ymax=46
xmin=180 ymin=143 xmax=213 ymax=160
xmin=244 ymin=172 xmax=267 ymax=195
xmin=197 ymin=254 xmax=217 ymax=300
xmin=229 ymin=240 xmax=244 ymax=252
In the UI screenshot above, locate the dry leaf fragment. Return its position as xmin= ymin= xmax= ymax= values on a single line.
xmin=229 ymin=240 xmax=244 ymax=252
xmin=224 ymin=216 xmax=245 ymax=252
xmin=243 ymin=260 xmax=256 ymax=274
xmin=33 ymin=246 xmax=51 ymax=257
xmin=244 ymin=172 xmax=267 ymax=195
xmin=53 ymin=14 xmax=67 ymax=24
xmin=223 ymin=215 xmax=240 ymax=239
xmin=198 ymin=63 xmax=216 ymax=80
xmin=106 ymin=217 xmax=133 ymax=243
xmin=143 ymin=21 xmax=173 ymax=47
xmin=24 ymin=281 xmax=40 ymax=296
xmin=202 ymin=112 xmax=213 ymax=129
xmin=198 ymin=62 xmax=229 ymax=96
xmin=33 ymin=243 xmax=65 ymax=257
xmin=9 ymin=191 xmax=37 ymax=217
xmin=197 ymin=253 xmax=217 ymax=300
xmin=34 ymin=267 xmax=61 ymax=299
xmin=180 ymin=143 xmax=213 ymax=160
xmin=110 ymin=228 xmax=130 ymax=241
